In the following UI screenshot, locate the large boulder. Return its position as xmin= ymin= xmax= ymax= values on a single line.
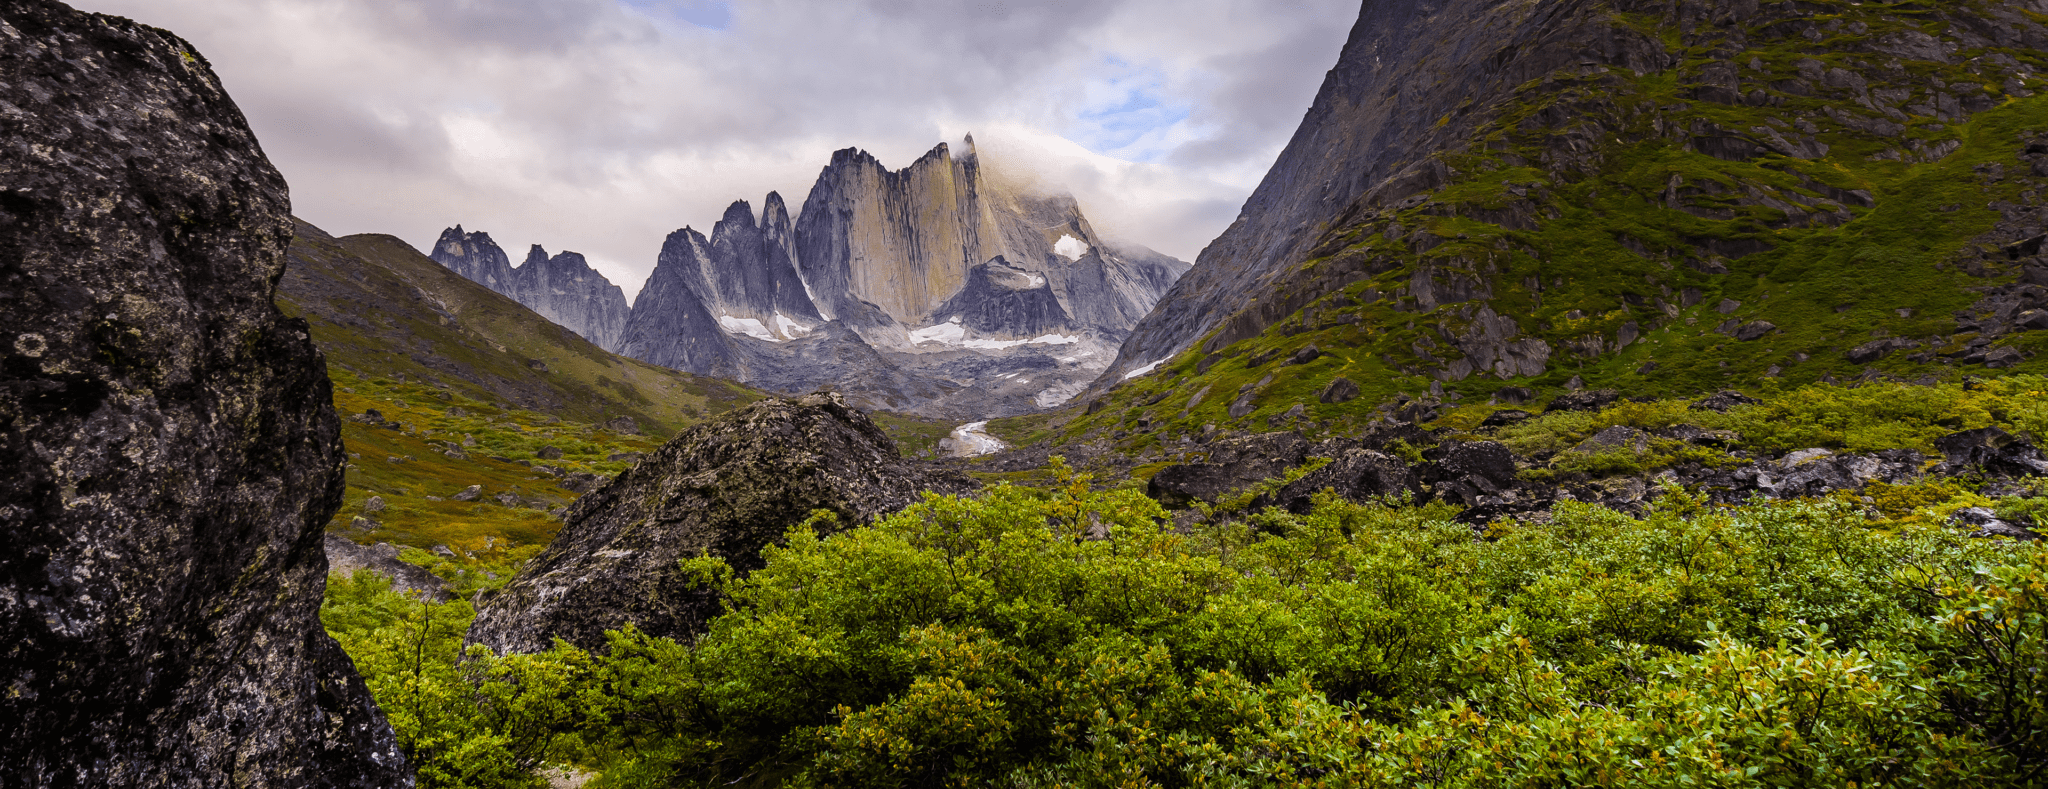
xmin=1420 ymin=441 xmax=1523 ymax=507
xmin=1934 ymin=428 xmax=2048 ymax=478
xmin=0 ymin=2 xmax=409 ymax=785
xmin=1146 ymin=431 xmax=1309 ymax=509
xmin=467 ymin=392 xmax=974 ymax=653
xmin=1249 ymin=449 xmax=1417 ymax=514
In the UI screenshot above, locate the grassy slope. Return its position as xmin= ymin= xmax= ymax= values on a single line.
xmin=1020 ymin=0 xmax=2048 ymax=451
xmin=277 ymin=219 xmax=762 ymax=553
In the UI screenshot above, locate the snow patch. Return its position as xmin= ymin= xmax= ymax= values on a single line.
xmin=772 ymin=312 xmax=814 ymax=339
xmin=942 ymin=421 xmax=1008 ymax=458
xmin=720 ymin=313 xmax=816 ymax=342
xmin=1053 ymin=234 xmax=1090 ymax=260
xmin=719 ymin=315 xmax=780 ymax=343
xmin=909 ymin=317 xmax=1081 ymax=350
xmin=908 ymin=317 xmax=967 ymax=345
xmin=1123 ymin=360 xmax=1163 ymax=380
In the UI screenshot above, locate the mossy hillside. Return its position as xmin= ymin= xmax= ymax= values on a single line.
xmin=866 ymin=410 xmax=956 ymax=458
xmin=277 ymin=220 xmax=761 ymax=436
xmin=1064 ymin=0 xmax=2048 ymax=446
xmin=327 ymin=369 xmax=663 ymax=554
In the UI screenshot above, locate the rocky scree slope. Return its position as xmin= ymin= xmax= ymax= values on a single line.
xmin=1079 ymin=0 xmax=2048 ymax=444
xmin=428 ymin=227 xmax=631 ymax=352
xmin=1138 ymin=385 xmax=2048 ymax=541
xmin=467 ymin=391 xmax=976 ymax=654
xmin=0 ymin=1 xmax=409 ymax=785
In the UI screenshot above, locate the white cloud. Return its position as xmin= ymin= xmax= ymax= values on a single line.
xmin=77 ymin=0 xmax=1357 ymax=303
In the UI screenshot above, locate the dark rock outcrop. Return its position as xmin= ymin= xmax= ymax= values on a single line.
xmin=1250 ymin=449 xmax=1417 ymax=514
xmin=1933 ymin=427 xmax=2048 ymax=477
xmin=1420 ymin=441 xmax=1522 ymax=508
xmin=1691 ymin=390 xmax=1763 ymax=412
xmin=928 ymin=256 xmax=1074 ymax=338
xmin=1547 ymin=389 xmax=1621 ymax=413
xmin=1684 ymin=449 xmax=1927 ymax=503
xmin=467 ymin=392 xmax=974 ymax=653
xmin=1146 ymin=432 xmax=1310 ymax=509
xmin=0 ymin=2 xmax=408 ymax=784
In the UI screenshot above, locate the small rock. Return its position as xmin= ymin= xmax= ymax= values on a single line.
xmin=1481 ymin=409 xmax=1533 ymax=428
xmin=1716 ymin=299 xmax=1742 ymax=314
xmin=1546 ymin=389 xmax=1619 ymax=413
xmin=1733 ymin=321 xmax=1776 ymax=341
xmin=1951 ymin=507 xmax=2040 ymax=540
xmin=536 ymin=445 xmax=564 ymax=460
xmin=604 ymin=416 xmax=640 ymax=435
xmin=1268 ymin=403 xmax=1308 ymax=426
xmin=1690 ymin=390 xmax=1762 ymax=412
xmin=1284 ymin=345 xmax=1323 ymax=366
xmin=1570 ymin=426 xmax=1651 ymax=455
xmin=1846 ymin=337 xmax=1915 ymax=363
xmin=453 ymin=485 xmax=483 ymax=502
xmin=445 ymin=407 xmax=468 ymax=417
xmin=1782 ymin=448 xmax=1834 ymax=466
xmin=1984 ymin=346 xmax=2024 ymax=368
xmin=2016 ymin=309 xmax=2048 ymax=331
xmin=362 ymin=496 xmax=386 ymax=514
xmin=461 ymin=434 xmax=477 ymax=447
xmin=1319 ymin=377 xmax=1360 ymax=404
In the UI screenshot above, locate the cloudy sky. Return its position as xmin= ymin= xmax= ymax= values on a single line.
xmin=80 ymin=0 xmax=1358 ymax=301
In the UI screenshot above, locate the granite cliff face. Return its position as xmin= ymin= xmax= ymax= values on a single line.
xmin=618 ymin=139 xmax=1187 ymax=418
xmin=0 ymin=1 xmax=409 ymax=785
xmin=1080 ymin=0 xmax=2048 ymax=436
xmin=513 ymin=245 xmax=631 ymax=352
xmin=428 ymin=229 xmax=630 ymax=352
xmin=467 ymin=392 xmax=974 ymax=653
xmin=929 ymin=256 xmax=1075 ymax=339
xmin=429 ymin=225 xmax=517 ymax=294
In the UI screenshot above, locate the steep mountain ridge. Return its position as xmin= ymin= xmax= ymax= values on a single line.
xmin=615 ymin=138 xmax=1188 ymax=418
xmin=1070 ymin=0 xmax=2048 ymax=443
xmin=427 ymin=229 xmax=631 ymax=352
xmin=282 ymin=220 xmax=756 ymax=435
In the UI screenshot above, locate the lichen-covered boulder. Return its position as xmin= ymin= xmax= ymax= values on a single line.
xmin=1145 ymin=431 xmax=1310 ymax=510
xmin=0 ymin=1 xmax=409 ymax=785
xmin=467 ymin=391 xmax=975 ymax=653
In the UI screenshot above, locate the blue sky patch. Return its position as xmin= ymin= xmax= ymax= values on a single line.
xmin=1065 ymin=56 xmax=1190 ymax=163
xmin=621 ymin=0 xmax=733 ymax=31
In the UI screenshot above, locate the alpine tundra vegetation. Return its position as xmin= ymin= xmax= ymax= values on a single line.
xmin=10 ymin=0 xmax=2048 ymax=787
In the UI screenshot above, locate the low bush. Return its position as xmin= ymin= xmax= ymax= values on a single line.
xmin=327 ymin=467 xmax=2048 ymax=787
